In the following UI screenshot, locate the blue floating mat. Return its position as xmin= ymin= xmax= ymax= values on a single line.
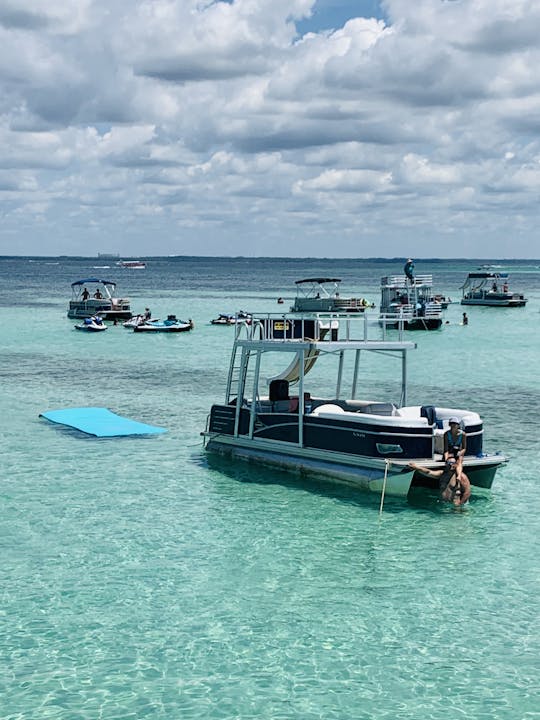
xmin=40 ymin=407 xmax=167 ymax=437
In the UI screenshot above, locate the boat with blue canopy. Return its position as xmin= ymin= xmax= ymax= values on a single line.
xmin=67 ymin=279 xmax=132 ymax=320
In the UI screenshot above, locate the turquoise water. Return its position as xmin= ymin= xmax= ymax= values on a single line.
xmin=1 ymin=257 xmax=539 ymax=719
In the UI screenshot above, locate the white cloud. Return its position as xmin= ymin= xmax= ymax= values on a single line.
xmin=1 ymin=0 xmax=540 ymax=256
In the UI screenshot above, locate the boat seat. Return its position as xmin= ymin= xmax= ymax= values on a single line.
xmin=311 ymin=404 xmax=345 ymax=416
xmin=356 ymin=402 xmax=398 ymax=416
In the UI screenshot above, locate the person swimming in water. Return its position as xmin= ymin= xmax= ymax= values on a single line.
xmin=408 ymin=459 xmax=471 ymax=506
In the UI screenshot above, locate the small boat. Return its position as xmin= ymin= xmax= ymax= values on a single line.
xmin=379 ymin=263 xmax=444 ymax=330
xmin=123 ymin=313 xmax=159 ymax=328
xmin=202 ymin=313 xmax=507 ymax=499
xmin=67 ymin=279 xmax=132 ymax=321
xmin=133 ymin=315 xmax=194 ymax=333
xmin=460 ymin=272 xmax=527 ymax=307
xmin=74 ymin=316 xmax=107 ymax=332
xmin=428 ymin=294 xmax=452 ymax=309
xmin=210 ymin=311 xmax=251 ymax=325
xmin=291 ymin=278 xmax=373 ymax=313
xmin=116 ymin=260 xmax=146 ymax=269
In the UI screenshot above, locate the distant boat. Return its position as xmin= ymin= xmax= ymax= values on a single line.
xmin=67 ymin=279 xmax=132 ymax=320
xmin=210 ymin=311 xmax=251 ymax=325
xmin=379 ymin=264 xmax=444 ymax=330
xmin=133 ymin=315 xmax=194 ymax=333
xmin=290 ymin=278 xmax=372 ymax=313
xmin=460 ymin=272 xmax=527 ymax=307
xmin=74 ymin=316 xmax=107 ymax=332
xmin=117 ymin=260 xmax=146 ymax=269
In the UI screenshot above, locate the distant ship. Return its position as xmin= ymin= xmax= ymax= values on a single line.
xmin=116 ymin=260 xmax=146 ymax=269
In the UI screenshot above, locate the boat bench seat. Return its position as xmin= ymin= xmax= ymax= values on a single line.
xmin=315 ymin=399 xmax=399 ymax=416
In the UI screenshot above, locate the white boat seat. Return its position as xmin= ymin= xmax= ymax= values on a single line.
xmin=311 ymin=404 xmax=345 ymax=415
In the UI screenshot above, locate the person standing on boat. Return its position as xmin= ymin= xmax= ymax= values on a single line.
xmin=408 ymin=460 xmax=471 ymax=506
xmin=404 ymin=258 xmax=415 ymax=282
xmin=144 ymin=307 xmax=151 ymax=320
xmin=82 ymin=287 xmax=90 ymax=301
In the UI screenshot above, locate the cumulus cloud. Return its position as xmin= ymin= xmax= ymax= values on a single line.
xmin=1 ymin=0 xmax=540 ymax=256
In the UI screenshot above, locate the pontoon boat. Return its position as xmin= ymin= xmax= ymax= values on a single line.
xmin=67 ymin=279 xmax=132 ymax=320
xmin=460 ymin=272 xmax=527 ymax=307
xmin=202 ymin=313 xmax=506 ymax=498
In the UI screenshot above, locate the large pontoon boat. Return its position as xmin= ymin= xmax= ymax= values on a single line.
xmin=291 ymin=278 xmax=373 ymax=313
xmin=202 ymin=313 xmax=506 ymax=499
xmin=460 ymin=272 xmax=527 ymax=307
xmin=67 ymin=279 xmax=132 ymax=320
xmin=379 ymin=269 xmax=444 ymax=330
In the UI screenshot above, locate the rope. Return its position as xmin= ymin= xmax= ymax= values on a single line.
xmin=379 ymin=459 xmax=390 ymax=516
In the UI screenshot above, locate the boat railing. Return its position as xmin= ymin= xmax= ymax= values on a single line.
xmin=379 ymin=312 xmax=408 ymax=339
xmin=233 ymin=311 xmax=410 ymax=344
xmin=234 ymin=312 xmax=374 ymax=343
xmin=381 ymin=274 xmax=433 ymax=288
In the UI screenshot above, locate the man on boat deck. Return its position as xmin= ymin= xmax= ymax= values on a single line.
xmin=81 ymin=287 xmax=90 ymax=300
xmin=404 ymin=259 xmax=415 ymax=282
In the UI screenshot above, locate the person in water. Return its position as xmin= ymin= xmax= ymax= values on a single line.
xmin=408 ymin=459 xmax=471 ymax=506
xmin=462 ymin=312 xmax=468 ymax=325
xmin=404 ymin=258 xmax=415 ymax=282
xmin=444 ymin=417 xmax=467 ymax=481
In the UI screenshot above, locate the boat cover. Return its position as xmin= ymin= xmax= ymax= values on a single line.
xmin=40 ymin=407 xmax=167 ymax=437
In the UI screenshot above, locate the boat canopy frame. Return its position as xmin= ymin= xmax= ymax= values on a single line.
xmin=225 ymin=313 xmax=416 ymax=447
xmin=294 ymin=278 xmax=342 ymax=299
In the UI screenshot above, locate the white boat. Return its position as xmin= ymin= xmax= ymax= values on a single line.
xmin=67 ymin=279 xmax=132 ymax=320
xmin=210 ymin=311 xmax=251 ymax=325
xmin=133 ymin=315 xmax=194 ymax=333
xmin=123 ymin=313 xmax=159 ymax=328
xmin=379 ymin=264 xmax=444 ymax=330
xmin=202 ymin=313 xmax=506 ymax=498
xmin=460 ymin=272 xmax=527 ymax=307
xmin=74 ymin=316 xmax=107 ymax=332
xmin=116 ymin=260 xmax=146 ymax=269
xmin=291 ymin=278 xmax=373 ymax=313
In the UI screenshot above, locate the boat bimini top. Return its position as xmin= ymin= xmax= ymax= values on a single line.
xmin=71 ymin=278 xmax=116 ymax=298
xmin=294 ymin=278 xmax=342 ymax=297
xmin=460 ymin=272 xmax=509 ymax=290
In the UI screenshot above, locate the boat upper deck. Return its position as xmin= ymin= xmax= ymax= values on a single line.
xmin=233 ymin=312 xmax=417 ymax=353
xmin=380 ymin=274 xmax=434 ymax=288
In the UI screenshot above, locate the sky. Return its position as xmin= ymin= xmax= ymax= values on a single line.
xmin=1 ymin=0 xmax=540 ymax=258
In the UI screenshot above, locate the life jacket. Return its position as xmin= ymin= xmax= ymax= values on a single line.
xmin=446 ymin=430 xmax=463 ymax=458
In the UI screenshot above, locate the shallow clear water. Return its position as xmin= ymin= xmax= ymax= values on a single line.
xmin=1 ymin=257 xmax=539 ymax=719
